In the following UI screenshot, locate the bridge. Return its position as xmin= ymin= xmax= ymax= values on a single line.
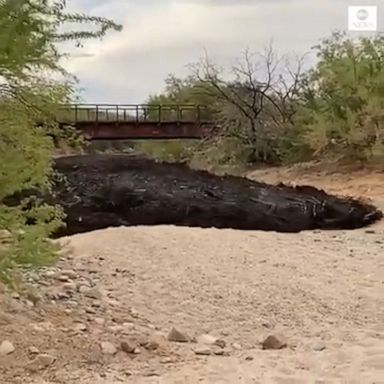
xmin=57 ymin=104 xmax=216 ymax=140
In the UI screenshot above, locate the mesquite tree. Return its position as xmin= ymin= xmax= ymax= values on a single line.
xmin=192 ymin=46 xmax=305 ymax=163
xmin=299 ymin=31 xmax=384 ymax=160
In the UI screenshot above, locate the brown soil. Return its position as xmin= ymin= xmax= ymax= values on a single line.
xmin=0 ymin=164 xmax=383 ymax=383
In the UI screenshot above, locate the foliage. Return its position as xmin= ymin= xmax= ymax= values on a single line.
xmin=148 ymin=74 xmax=220 ymax=114
xmin=139 ymin=74 xmax=219 ymax=162
xmin=133 ymin=140 xmax=199 ymax=162
xmin=298 ymin=31 xmax=384 ymax=161
xmin=0 ymin=0 xmax=121 ymax=283
xmin=148 ymin=33 xmax=384 ymax=167
xmin=146 ymin=48 xmax=305 ymax=166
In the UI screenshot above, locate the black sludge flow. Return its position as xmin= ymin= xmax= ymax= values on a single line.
xmin=26 ymin=154 xmax=384 ymax=237
xmin=45 ymin=154 xmax=382 ymax=236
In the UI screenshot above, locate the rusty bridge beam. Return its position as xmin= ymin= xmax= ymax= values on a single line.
xmin=71 ymin=121 xmax=216 ymax=140
xmin=56 ymin=103 xmax=216 ymax=140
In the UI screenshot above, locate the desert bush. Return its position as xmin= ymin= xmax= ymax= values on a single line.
xmin=0 ymin=0 xmax=121 ymax=284
xmin=297 ymin=32 xmax=384 ymax=161
xmin=133 ymin=140 xmax=198 ymax=162
xmin=150 ymin=33 xmax=384 ymax=167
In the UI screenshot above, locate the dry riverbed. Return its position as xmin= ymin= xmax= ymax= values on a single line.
xmin=0 ymin=166 xmax=383 ymax=384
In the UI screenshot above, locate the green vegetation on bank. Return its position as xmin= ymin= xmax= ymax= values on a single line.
xmin=0 ymin=0 xmax=121 ymax=283
xmin=142 ymin=32 xmax=384 ymax=167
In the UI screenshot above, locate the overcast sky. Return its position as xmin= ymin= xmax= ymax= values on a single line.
xmin=63 ymin=0 xmax=382 ymax=104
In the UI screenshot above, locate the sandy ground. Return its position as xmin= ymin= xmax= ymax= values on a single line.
xmin=0 ymin=166 xmax=383 ymax=384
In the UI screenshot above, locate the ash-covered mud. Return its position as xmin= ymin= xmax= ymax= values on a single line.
xmin=43 ymin=154 xmax=382 ymax=237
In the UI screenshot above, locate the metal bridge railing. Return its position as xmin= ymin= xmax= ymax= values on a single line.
xmin=57 ymin=104 xmax=210 ymax=125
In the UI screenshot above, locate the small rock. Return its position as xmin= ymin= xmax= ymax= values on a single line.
xmin=25 ymin=291 xmax=42 ymax=305
xmin=27 ymin=354 xmax=56 ymax=371
xmin=194 ymin=346 xmax=212 ymax=356
xmin=108 ymin=325 xmax=124 ymax=333
xmin=28 ymin=346 xmax=40 ymax=355
xmin=30 ymin=324 xmax=45 ymax=332
xmin=63 ymin=283 xmax=77 ymax=292
xmin=77 ymin=281 xmax=91 ymax=290
xmin=365 ymin=229 xmax=375 ymax=234
xmin=312 ymin=342 xmax=326 ymax=352
xmin=145 ymin=340 xmax=159 ymax=351
xmin=232 ymin=343 xmax=242 ymax=350
xmin=39 ymin=321 xmax=54 ymax=331
xmin=122 ymin=322 xmax=134 ymax=334
xmin=0 ymin=313 xmax=13 ymax=326
xmin=196 ymin=334 xmax=226 ymax=348
xmin=37 ymin=354 xmax=56 ymax=366
xmin=78 ymin=285 xmax=90 ymax=293
xmin=167 ymin=327 xmax=189 ymax=343
xmin=0 ymin=229 xmax=12 ymax=243
xmin=25 ymin=299 xmax=35 ymax=307
xmin=0 ymin=340 xmax=15 ymax=355
xmin=143 ymin=370 xmax=160 ymax=377
xmin=66 ymin=300 xmax=78 ymax=306
xmin=261 ymin=335 xmax=287 ymax=350
xmin=43 ymin=270 xmax=56 ymax=279
xmin=88 ymin=345 xmax=103 ymax=364
xmin=61 ymin=270 xmax=77 ymax=279
xmin=130 ymin=308 xmax=139 ymax=318
xmin=57 ymin=275 xmax=70 ymax=282
xmin=133 ymin=347 xmax=141 ymax=354
xmin=85 ymin=307 xmax=97 ymax=315
xmin=11 ymin=292 xmax=20 ymax=300
xmin=45 ymin=292 xmax=57 ymax=301
xmin=107 ymin=299 xmax=120 ymax=307
xmin=120 ymin=341 xmax=136 ymax=354
xmin=57 ymin=292 xmax=71 ymax=300
xmin=197 ymin=334 xmax=217 ymax=345
xmin=100 ymin=341 xmax=117 ymax=355
xmin=137 ymin=335 xmax=150 ymax=346
xmin=94 ymin=318 xmax=106 ymax=326
xmin=83 ymin=287 xmax=102 ymax=300
xmin=214 ymin=348 xmax=230 ymax=356
xmin=214 ymin=339 xmax=226 ymax=349
xmin=161 ymin=357 xmax=173 ymax=364
xmin=245 ymin=356 xmax=254 ymax=361
xmin=27 ymin=272 xmax=40 ymax=282
xmin=73 ymin=323 xmax=87 ymax=332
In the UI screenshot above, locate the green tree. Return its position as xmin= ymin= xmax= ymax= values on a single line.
xmin=190 ymin=48 xmax=305 ymax=165
xmin=133 ymin=74 xmax=220 ymax=162
xmin=298 ymin=31 xmax=384 ymax=160
xmin=146 ymin=73 xmax=219 ymax=120
xmin=0 ymin=0 xmax=122 ymax=283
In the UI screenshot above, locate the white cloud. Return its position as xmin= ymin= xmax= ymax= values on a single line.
xmin=63 ymin=0 xmax=380 ymax=103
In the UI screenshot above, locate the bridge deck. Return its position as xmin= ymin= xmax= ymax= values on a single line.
xmin=58 ymin=104 xmax=215 ymax=140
